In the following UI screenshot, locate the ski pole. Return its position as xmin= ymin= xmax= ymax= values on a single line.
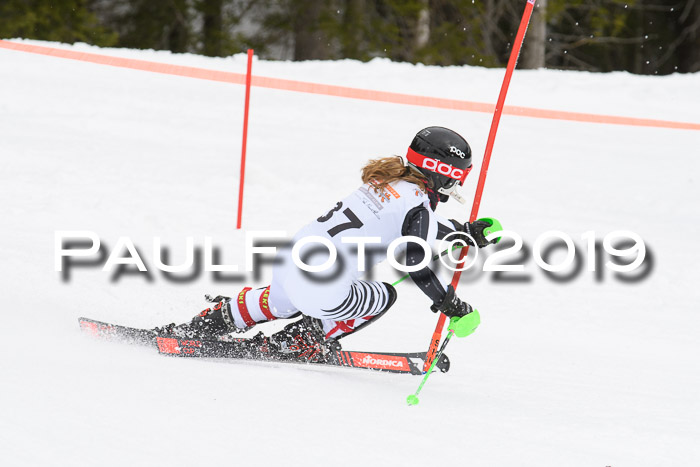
xmin=406 ymin=308 xmax=481 ymax=405
xmin=406 ymin=311 xmax=480 ymax=406
xmin=422 ymin=0 xmax=536 ymax=373
xmin=407 ymin=329 xmax=455 ymax=406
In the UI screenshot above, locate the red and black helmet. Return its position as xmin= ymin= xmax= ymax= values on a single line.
xmin=405 ymin=126 xmax=472 ymax=203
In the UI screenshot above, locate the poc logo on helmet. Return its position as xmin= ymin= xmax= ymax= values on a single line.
xmin=449 ymin=146 xmax=467 ymax=158
xmin=422 ymin=158 xmax=464 ymax=180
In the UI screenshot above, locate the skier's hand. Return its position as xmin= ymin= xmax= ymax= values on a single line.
xmin=449 ymin=219 xmax=499 ymax=248
xmin=430 ymin=285 xmax=473 ymax=318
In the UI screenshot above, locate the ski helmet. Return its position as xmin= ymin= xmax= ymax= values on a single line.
xmin=405 ymin=126 xmax=472 ymax=203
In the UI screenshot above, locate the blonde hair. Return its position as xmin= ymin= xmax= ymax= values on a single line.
xmin=361 ymin=156 xmax=428 ymax=193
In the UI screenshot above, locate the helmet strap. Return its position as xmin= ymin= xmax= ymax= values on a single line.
xmin=438 ymin=184 xmax=467 ymax=204
xmin=423 ymin=185 xmax=439 ymax=210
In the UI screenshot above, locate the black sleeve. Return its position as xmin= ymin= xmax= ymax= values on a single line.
xmin=436 ymin=218 xmax=459 ymax=240
xmin=401 ymin=206 xmax=447 ymax=304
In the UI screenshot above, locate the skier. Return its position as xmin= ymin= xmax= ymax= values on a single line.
xmin=157 ymin=126 xmax=500 ymax=362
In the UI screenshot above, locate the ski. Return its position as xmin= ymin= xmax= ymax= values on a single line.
xmin=79 ymin=317 xmax=155 ymax=346
xmin=78 ymin=317 xmax=450 ymax=375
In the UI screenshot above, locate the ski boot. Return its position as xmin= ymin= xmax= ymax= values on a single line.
xmin=266 ymin=316 xmax=340 ymax=363
xmin=154 ymin=295 xmax=244 ymax=340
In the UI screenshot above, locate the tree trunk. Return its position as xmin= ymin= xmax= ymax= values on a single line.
xmin=341 ymin=0 xmax=365 ymax=59
xmin=293 ymin=1 xmax=325 ymax=60
xmin=521 ymin=0 xmax=547 ymax=69
xmin=678 ymin=0 xmax=700 ymax=72
xmin=166 ymin=0 xmax=189 ymax=53
xmin=414 ymin=0 xmax=430 ymax=51
xmin=201 ymin=0 xmax=223 ymax=57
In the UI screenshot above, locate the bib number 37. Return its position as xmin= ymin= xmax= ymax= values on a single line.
xmin=317 ymin=201 xmax=364 ymax=237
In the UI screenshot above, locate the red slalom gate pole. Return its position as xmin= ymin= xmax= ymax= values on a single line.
xmin=423 ymin=0 xmax=536 ymax=372
xmin=236 ymin=49 xmax=254 ymax=229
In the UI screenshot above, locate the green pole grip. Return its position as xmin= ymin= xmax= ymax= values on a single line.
xmin=476 ymin=217 xmax=503 ymax=243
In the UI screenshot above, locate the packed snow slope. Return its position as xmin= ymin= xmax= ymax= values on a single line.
xmin=1 ymin=40 xmax=699 ymax=467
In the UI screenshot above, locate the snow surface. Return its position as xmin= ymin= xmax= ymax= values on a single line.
xmin=1 ymin=40 xmax=699 ymax=466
